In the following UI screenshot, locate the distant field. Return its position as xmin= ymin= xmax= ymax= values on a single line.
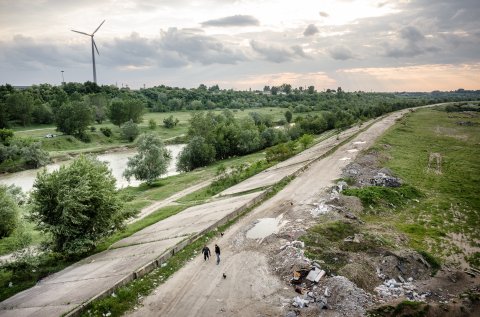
xmin=13 ymin=107 xmax=316 ymax=155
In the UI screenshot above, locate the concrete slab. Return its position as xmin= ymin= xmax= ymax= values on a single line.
xmin=0 ymin=305 xmax=78 ymax=317
xmin=220 ymin=163 xmax=302 ymax=196
xmin=113 ymin=191 xmax=263 ymax=247
xmin=2 ymin=275 xmax=124 ymax=308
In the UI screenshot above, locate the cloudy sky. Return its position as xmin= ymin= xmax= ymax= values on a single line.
xmin=0 ymin=0 xmax=479 ymax=91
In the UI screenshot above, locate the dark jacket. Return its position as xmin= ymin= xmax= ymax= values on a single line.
xmin=215 ymin=245 xmax=220 ymax=255
xmin=202 ymin=247 xmax=211 ymax=256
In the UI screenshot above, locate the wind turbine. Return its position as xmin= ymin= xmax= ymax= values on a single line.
xmin=71 ymin=20 xmax=105 ymax=84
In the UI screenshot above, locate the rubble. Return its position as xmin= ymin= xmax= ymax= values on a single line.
xmin=370 ymin=172 xmax=402 ymax=187
xmin=310 ymin=201 xmax=331 ymax=217
xmin=374 ymin=278 xmax=430 ymax=302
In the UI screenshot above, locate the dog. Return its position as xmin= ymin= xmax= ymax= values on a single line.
xmin=223 ymin=273 xmax=227 ymax=279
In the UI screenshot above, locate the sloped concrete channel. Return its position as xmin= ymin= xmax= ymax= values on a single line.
xmin=0 ymin=119 xmax=374 ymax=317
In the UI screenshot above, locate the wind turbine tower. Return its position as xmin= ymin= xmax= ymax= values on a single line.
xmin=71 ymin=20 xmax=105 ymax=84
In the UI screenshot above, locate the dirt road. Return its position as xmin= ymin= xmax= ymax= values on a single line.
xmin=128 ymin=110 xmax=410 ymax=317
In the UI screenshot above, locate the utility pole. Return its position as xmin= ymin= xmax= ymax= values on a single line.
xmin=61 ymin=70 xmax=65 ymax=85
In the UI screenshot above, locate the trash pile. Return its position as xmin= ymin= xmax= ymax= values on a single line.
xmin=287 ymin=276 xmax=373 ymax=315
xmin=374 ymin=277 xmax=430 ymax=302
xmin=273 ymin=241 xmax=310 ymax=282
xmin=274 ymin=240 xmax=373 ymax=316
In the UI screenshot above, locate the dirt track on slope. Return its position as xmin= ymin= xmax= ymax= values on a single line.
xmin=127 ymin=111 xmax=410 ymax=317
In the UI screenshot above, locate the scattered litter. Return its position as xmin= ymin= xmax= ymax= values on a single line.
xmin=353 ymin=141 xmax=366 ymax=145
xmin=161 ymin=263 xmax=167 ymax=268
xmin=339 ymin=157 xmax=351 ymax=161
xmin=292 ymin=296 xmax=310 ymax=308
xmin=310 ymin=201 xmax=331 ymax=217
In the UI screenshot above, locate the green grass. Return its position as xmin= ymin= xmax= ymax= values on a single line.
xmin=346 ymin=108 xmax=480 ymax=264
xmin=343 ymin=184 xmax=422 ymax=209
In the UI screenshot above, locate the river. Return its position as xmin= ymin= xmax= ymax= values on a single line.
xmin=0 ymin=144 xmax=185 ymax=193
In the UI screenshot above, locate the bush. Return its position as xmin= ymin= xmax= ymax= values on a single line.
xmin=148 ymin=119 xmax=157 ymax=130
xmin=163 ymin=115 xmax=179 ymax=129
xmin=265 ymin=141 xmax=297 ymax=162
xmin=100 ymin=127 xmax=112 ymax=137
xmin=121 ymin=120 xmax=140 ymax=142
xmin=0 ymin=185 xmax=19 ymax=238
xmin=176 ymin=136 xmax=216 ymax=171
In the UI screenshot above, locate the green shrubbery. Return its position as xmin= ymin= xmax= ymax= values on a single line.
xmin=343 ymin=184 xmax=422 ymax=208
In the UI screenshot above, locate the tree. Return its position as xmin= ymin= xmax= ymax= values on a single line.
xmin=0 ymin=129 xmax=14 ymax=145
xmin=22 ymin=141 xmax=50 ymax=168
xmin=307 ymin=86 xmax=315 ymax=94
xmin=6 ymin=92 xmax=34 ymax=126
xmin=29 ymin=155 xmax=132 ymax=256
xmin=285 ymin=110 xmax=293 ymax=123
xmin=177 ymin=136 xmax=216 ymax=172
xmin=109 ymin=99 xmax=144 ymax=126
xmin=32 ymin=102 xmax=54 ymax=124
xmin=0 ymin=185 xmax=19 ymax=238
xmin=87 ymin=93 xmax=109 ymax=123
xmin=123 ymin=133 xmax=171 ymax=184
xmin=121 ymin=120 xmax=140 ymax=142
xmin=55 ymin=101 xmax=93 ymax=138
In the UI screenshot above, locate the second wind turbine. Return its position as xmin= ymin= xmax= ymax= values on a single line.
xmin=71 ymin=20 xmax=105 ymax=84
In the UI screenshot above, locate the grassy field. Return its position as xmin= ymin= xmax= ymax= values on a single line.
xmin=361 ymin=107 xmax=480 ymax=265
xmin=13 ymin=107 xmax=311 ymax=155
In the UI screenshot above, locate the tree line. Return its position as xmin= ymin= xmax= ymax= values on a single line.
xmin=2 ymin=82 xmax=480 ymax=130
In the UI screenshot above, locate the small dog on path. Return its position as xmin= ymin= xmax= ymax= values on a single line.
xmin=223 ymin=273 xmax=227 ymax=279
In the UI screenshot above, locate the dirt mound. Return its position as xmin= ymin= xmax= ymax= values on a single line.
xmin=376 ymin=250 xmax=433 ymax=282
xmin=339 ymin=260 xmax=378 ymax=293
xmin=318 ymin=276 xmax=373 ymax=316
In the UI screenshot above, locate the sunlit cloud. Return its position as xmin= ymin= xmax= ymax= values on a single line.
xmin=337 ymin=64 xmax=480 ymax=91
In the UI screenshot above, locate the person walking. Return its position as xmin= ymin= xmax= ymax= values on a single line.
xmin=215 ymin=244 xmax=221 ymax=265
xmin=202 ymin=245 xmax=211 ymax=261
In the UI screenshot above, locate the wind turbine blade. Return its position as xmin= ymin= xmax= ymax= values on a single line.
xmin=93 ymin=39 xmax=100 ymax=55
xmin=93 ymin=20 xmax=105 ymax=34
xmin=71 ymin=30 xmax=91 ymax=36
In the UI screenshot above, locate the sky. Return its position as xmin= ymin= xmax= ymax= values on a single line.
xmin=0 ymin=0 xmax=479 ymax=91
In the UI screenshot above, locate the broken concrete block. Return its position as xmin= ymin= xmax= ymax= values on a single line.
xmin=314 ymin=270 xmax=326 ymax=283
xmin=306 ymin=267 xmax=321 ymax=282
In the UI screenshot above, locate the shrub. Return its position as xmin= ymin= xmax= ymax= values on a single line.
xmin=100 ymin=127 xmax=112 ymax=137
xmin=148 ymin=119 xmax=157 ymax=130
xmin=0 ymin=185 xmax=19 ymax=238
xmin=121 ymin=120 xmax=140 ymax=142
